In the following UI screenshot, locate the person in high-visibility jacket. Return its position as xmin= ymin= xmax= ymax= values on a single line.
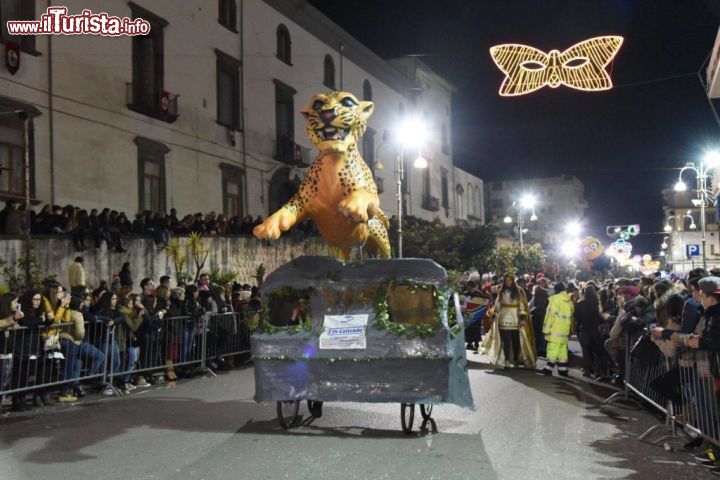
xmin=542 ymin=282 xmax=574 ymax=377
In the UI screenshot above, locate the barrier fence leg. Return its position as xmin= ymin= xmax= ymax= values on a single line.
xmin=192 ymin=316 xmax=217 ymax=378
xmin=603 ymin=334 xmax=642 ymax=409
xmin=102 ymin=327 xmax=122 ymax=397
xmin=637 ymin=399 xmax=689 ymax=446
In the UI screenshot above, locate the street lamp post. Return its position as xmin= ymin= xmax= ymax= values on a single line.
xmin=504 ymin=194 xmax=537 ymax=250
xmin=664 ymin=212 xmax=696 ymax=272
xmin=674 ymin=151 xmax=720 ymax=270
xmin=374 ymin=117 xmax=428 ymax=258
xmin=395 ymin=145 xmax=404 ymax=258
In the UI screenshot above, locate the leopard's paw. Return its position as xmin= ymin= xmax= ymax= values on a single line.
xmin=338 ymin=192 xmax=370 ymax=223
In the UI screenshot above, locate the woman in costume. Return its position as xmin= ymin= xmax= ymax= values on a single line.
xmin=482 ymin=273 xmax=536 ymax=368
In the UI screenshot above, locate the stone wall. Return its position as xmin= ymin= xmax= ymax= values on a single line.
xmin=0 ymin=236 xmax=330 ymax=288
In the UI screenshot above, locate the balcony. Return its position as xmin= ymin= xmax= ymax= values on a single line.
xmin=275 ymin=136 xmax=312 ymax=167
xmin=126 ymin=82 xmax=179 ymax=123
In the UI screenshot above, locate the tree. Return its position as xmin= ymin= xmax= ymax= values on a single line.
xmin=489 ymin=244 xmax=546 ymax=275
xmin=388 ymin=215 xmax=497 ymax=273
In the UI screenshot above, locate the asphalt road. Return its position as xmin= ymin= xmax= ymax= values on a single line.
xmin=0 ymin=356 xmax=712 ymax=480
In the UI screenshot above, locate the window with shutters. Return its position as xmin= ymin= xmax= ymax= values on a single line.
xmin=218 ymin=0 xmax=237 ymax=32
xmin=216 ymin=49 xmax=242 ymax=130
xmin=0 ymin=0 xmax=37 ymax=53
xmin=0 ymin=121 xmax=24 ymax=196
xmin=221 ymin=164 xmax=245 ymax=218
xmin=135 ymin=137 xmax=168 ymax=213
xmin=129 ymin=3 xmax=168 ymax=119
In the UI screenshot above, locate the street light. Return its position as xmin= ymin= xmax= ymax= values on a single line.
xmin=565 ymin=221 xmax=582 ymax=236
xmin=374 ymin=116 xmax=429 ymax=258
xmin=674 ymin=151 xmax=720 ymax=269
xmin=505 ymin=193 xmax=538 ymax=249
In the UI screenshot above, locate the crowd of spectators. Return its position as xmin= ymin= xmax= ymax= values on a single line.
xmin=459 ymin=267 xmax=720 ymax=474
xmin=0 ymin=200 xmax=320 ymax=251
xmin=0 ymin=256 xmax=261 ymax=412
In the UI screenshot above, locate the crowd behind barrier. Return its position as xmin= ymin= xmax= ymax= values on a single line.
xmin=458 ymin=267 xmax=720 ymax=473
xmin=0 ymin=200 xmax=320 ymax=251
xmin=0 ymin=256 xmax=259 ymax=411
xmin=0 ymin=313 xmax=251 ymax=404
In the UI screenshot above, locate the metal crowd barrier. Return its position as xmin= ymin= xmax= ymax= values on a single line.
xmin=0 ymin=313 xmax=252 ymax=401
xmin=600 ymin=328 xmax=720 ymax=448
xmin=0 ymin=320 xmax=113 ymax=397
xmin=677 ymin=350 xmax=720 ymax=447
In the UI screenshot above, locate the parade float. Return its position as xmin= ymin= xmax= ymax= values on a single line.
xmin=251 ymin=92 xmax=474 ymax=433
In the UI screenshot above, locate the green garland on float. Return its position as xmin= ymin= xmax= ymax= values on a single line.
xmin=258 ymin=286 xmax=315 ymax=335
xmin=256 ymin=280 xmax=455 ymax=340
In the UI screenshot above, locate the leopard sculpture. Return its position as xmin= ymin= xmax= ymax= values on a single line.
xmin=253 ymin=91 xmax=391 ymax=260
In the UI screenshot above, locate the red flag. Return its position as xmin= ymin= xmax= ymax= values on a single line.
xmin=159 ymin=90 xmax=170 ymax=118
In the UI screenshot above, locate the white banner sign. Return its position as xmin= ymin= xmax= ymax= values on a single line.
xmin=319 ymin=314 xmax=368 ymax=350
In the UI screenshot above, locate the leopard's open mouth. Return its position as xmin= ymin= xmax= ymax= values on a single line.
xmin=317 ymin=126 xmax=350 ymax=141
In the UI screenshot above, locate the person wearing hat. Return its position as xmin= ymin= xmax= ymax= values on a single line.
xmin=541 ymin=283 xmax=575 ymax=376
xmin=481 ymin=272 xmax=536 ymax=368
xmin=68 ymin=256 xmax=86 ymax=296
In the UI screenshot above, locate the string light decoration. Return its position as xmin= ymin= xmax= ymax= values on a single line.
xmin=490 ymin=36 xmax=624 ymax=96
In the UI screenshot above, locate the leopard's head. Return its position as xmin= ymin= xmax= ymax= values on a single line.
xmin=300 ymin=91 xmax=374 ymax=155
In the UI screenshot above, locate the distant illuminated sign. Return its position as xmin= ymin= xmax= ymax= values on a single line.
xmin=490 ymin=36 xmax=623 ymax=96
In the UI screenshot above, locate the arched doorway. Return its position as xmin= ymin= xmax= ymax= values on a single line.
xmin=268 ymin=167 xmax=299 ymax=214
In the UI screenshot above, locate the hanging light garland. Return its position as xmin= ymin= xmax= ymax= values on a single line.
xmin=490 ymin=36 xmax=623 ymax=96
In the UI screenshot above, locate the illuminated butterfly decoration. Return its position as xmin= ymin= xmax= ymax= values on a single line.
xmin=490 ymin=36 xmax=624 ymax=96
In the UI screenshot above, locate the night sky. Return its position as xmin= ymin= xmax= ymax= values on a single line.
xmin=308 ymin=0 xmax=720 ymax=253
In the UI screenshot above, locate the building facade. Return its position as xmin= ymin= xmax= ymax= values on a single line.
xmin=661 ymin=187 xmax=720 ymax=273
xmin=484 ymin=175 xmax=589 ymax=247
xmin=0 ymin=0 xmax=483 ymax=230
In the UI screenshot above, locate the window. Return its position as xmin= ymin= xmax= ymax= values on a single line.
xmin=475 ymin=186 xmax=481 ymax=218
xmin=268 ymin=168 xmax=299 ymax=214
xmin=456 ymin=185 xmax=464 ymax=219
xmin=323 ymin=55 xmax=335 ymax=89
xmin=547 ymin=188 xmax=553 ymax=197
xmin=135 ymin=136 xmax=168 ymax=213
xmin=398 ymin=103 xmax=405 ymax=118
xmin=491 ymin=198 xmax=503 ymax=209
xmin=363 ymin=127 xmax=375 ymax=172
xmin=216 ymin=49 xmax=242 ymax=130
xmin=441 ymin=124 xmax=450 ymax=155
xmin=0 ymin=118 xmax=25 ymax=196
xmin=492 ymin=182 xmax=503 ymax=191
xmin=548 ymin=205 xmax=555 ymax=214
xmin=274 ymin=79 xmax=296 ymax=164
xmin=441 ymin=168 xmax=449 ymax=213
xmin=0 ymin=0 xmax=36 ymax=53
xmin=129 ymin=3 xmax=168 ymax=118
xmin=468 ymin=183 xmax=474 ymax=216
xmin=422 ymin=164 xmax=431 ymax=200
xmin=221 ymin=164 xmax=244 ymax=218
xmin=276 ymin=24 xmax=291 ymax=64
xmin=363 ymin=79 xmax=372 ymax=101
xmin=218 ymin=0 xmax=237 ymax=32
